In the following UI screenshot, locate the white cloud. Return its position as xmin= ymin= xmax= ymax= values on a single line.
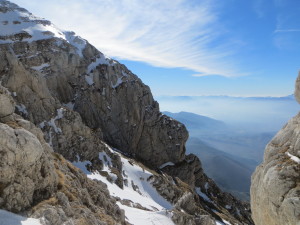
xmin=272 ymin=2 xmax=300 ymax=50
xmin=13 ymin=0 xmax=242 ymax=77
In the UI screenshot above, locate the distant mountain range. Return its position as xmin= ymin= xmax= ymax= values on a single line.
xmin=163 ymin=111 xmax=227 ymax=133
xmin=159 ymin=95 xmax=299 ymax=133
xmin=164 ymin=111 xmax=274 ymax=201
xmin=159 ymin=94 xmax=295 ymax=100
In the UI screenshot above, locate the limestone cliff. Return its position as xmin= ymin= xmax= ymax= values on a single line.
xmin=0 ymin=85 xmax=125 ymax=224
xmin=251 ymin=72 xmax=300 ymax=225
xmin=0 ymin=1 xmax=253 ymax=224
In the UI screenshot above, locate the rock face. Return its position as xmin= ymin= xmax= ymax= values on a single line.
xmin=0 ymin=86 xmax=125 ymax=224
xmin=251 ymin=74 xmax=300 ymax=225
xmin=0 ymin=1 xmax=253 ymax=225
xmin=162 ymin=154 xmax=253 ymax=225
xmin=0 ymin=86 xmax=57 ymax=213
xmin=0 ymin=0 xmax=187 ymax=169
xmin=294 ymin=71 xmax=300 ymax=104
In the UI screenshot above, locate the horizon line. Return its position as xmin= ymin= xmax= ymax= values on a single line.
xmin=154 ymin=94 xmax=294 ymax=98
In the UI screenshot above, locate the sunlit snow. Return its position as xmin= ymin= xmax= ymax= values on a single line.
xmin=159 ymin=161 xmax=175 ymax=169
xmin=0 ymin=210 xmax=42 ymax=225
xmin=117 ymin=203 xmax=174 ymax=225
xmin=286 ymin=152 xmax=300 ymax=164
xmin=0 ymin=5 xmax=86 ymax=56
xmin=72 ymin=145 xmax=174 ymax=224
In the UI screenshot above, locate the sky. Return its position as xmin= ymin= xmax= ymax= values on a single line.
xmin=156 ymin=95 xmax=299 ymax=132
xmin=12 ymin=0 xmax=300 ymax=97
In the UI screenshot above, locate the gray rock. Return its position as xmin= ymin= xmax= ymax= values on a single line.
xmin=251 ymin=114 xmax=300 ymax=225
xmin=161 ymin=154 xmax=253 ymax=225
xmin=0 ymin=115 xmax=58 ymax=212
xmin=0 ymin=85 xmax=125 ymax=224
xmin=0 ymin=2 xmax=253 ymax=225
xmin=0 ymin=85 xmax=15 ymax=118
xmin=0 ymin=32 xmax=188 ymax=169
xmin=251 ymin=72 xmax=300 ymax=225
xmin=295 ymin=71 xmax=300 ymax=104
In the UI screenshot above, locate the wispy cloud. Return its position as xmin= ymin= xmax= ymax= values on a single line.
xmin=273 ymin=2 xmax=300 ymax=50
xmin=13 ymin=0 xmax=243 ymax=77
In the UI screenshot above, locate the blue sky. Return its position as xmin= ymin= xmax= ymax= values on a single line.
xmin=13 ymin=0 xmax=300 ymax=97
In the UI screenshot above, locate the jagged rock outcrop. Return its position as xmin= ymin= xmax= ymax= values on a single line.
xmin=0 ymin=1 xmax=253 ymax=224
xmin=0 ymin=85 xmax=125 ymax=224
xmin=251 ymin=73 xmax=300 ymax=225
xmin=0 ymin=0 xmax=187 ymax=169
xmin=0 ymin=86 xmax=58 ymax=213
xmin=294 ymin=71 xmax=300 ymax=104
xmin=161 ymin=154 xmax=253 ymax=225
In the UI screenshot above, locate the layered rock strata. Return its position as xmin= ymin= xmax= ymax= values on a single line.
xmin=251 ymin=73 xmax=300 ymax=225
xmin=0 ymin=86 xmax=125 ymax=224
xmin=0 ymin=1 xmax=253 ymax=224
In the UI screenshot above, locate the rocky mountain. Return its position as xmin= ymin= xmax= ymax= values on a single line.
xmin=0 ymin=1 xmax=253 ymax=224
xmin=163 ymin=111 xmax=272 ymax=202
xmin=163 ymin=111 xmax=227 ymax=134
xmin=187 ymin=137 xmax=255 ymax=202
xmin=251 ymin=72 xmax=300 ymax=225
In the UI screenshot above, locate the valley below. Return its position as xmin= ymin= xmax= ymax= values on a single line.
xmin=163 ymin=108 xmax=298 ymax=202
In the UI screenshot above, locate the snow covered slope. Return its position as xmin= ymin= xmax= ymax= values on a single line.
xmin=72 ymin=145 xmax=238 ymax=225
xmin=0 ymin=0 xmax=86 ymax=55
xmin=0 ymin=210 xmax=42 ymax=225
xmin=0 ymin=1 xmax=253 ymax=224
xmin=73 ymin=147 xmax=175 ymax=225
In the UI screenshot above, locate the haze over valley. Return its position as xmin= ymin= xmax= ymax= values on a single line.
xmin=1 ymin=0 xmax=300 ymax=224
xmin=162 ymin=95 xmax=299 ymax=200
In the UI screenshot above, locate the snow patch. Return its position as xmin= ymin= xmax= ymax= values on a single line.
xmin=0 ymin=5 xmax=86 ymax=56
xmin=64 ymin=31 xmax=86 ymax=57
xmin=216 ymin=219 xmax=232 ymax=225
xmin=47 ymin=108 xmax=64 ymax=134
xmin=0 ymin=209 xmax=43 ymax=225
xmin=117 ymin=203 xmax=174 ymax=225
xmin=72 ymin=155 xmax=91 ymax=175
xmin=196 ymin=187 xmax=213 ymax=203
xmin=286 ymin=152 xmax=300 ymax=164
xmin=84 ymin=147 xmax=173 ymax=212
xmin=98 ymin=151 xmax=118 ymax=181
xmin=225 ymin=205 xmax=232 ymax=210
xmin=86 ymin=55 xmax=110 ymax=74
xmin=204 ymin=182 xmax=209 ymax=190
xmin=111 ymin=76 xmax=123 ymax=89
xmin=0 ymin=9 xmax=65 ymax=44
xmin=63 ymin=101 xmax=75 ymax=110
xmin=159 ymin=162 xmax=175 ymax=169
xmin=39 ymin=108 xmax=65 ymax=146
xmin=16 ymin=104 xmax=28 ymax=116
xmin=85 ymin=74 xmax=94 ymax=85
xmin=31 ymin=63 xmax=49 ymax=71
xmin=39 ymin=121 xmax=45 ymax=129
xmin=122 ymin=70 xmax=129 ymax=77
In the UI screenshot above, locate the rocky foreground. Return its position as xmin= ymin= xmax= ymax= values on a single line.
xmin=0 ymin=1 xmax=256 ymax=224
xmin=251 ymin=72 xmax=300 ymax=225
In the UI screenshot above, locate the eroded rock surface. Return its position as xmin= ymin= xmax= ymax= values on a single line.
xmin=0 ymin=1 xmax=253 ymax=224
xmin=0 ymin=87 xmax=125 ymax=224
xmin=251 ymin=74 xmax=300 ymax=225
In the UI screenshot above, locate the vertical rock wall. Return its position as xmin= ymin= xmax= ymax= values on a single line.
xmin=251 ymin=73 xmax=300 ymax=225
